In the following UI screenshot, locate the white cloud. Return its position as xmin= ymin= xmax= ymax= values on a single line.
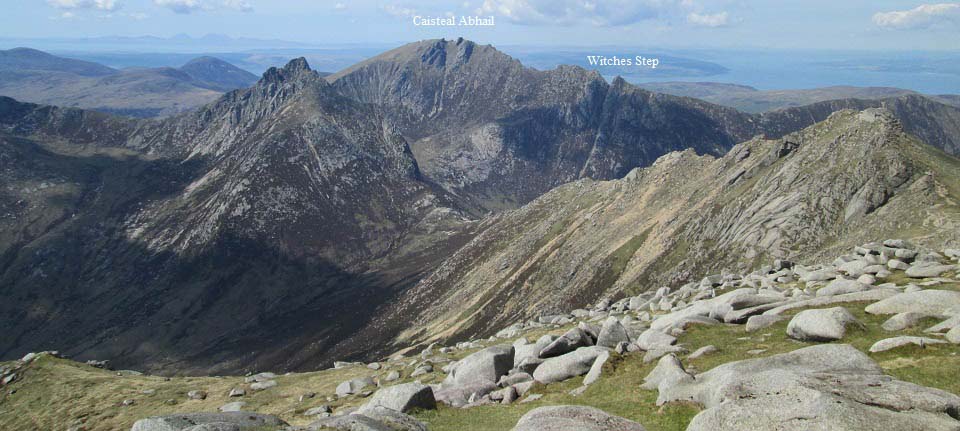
xmin=48 ymin=0 xmax=121 ymax=11
xmin=474 ymin=0 xmax=731 ymax=27
xmin=154 ymin=0 xmax=202 ymax=14
xmin=221 ymin=0 xmax=252 ymax=12
xmin=153 ymin=0 xmax=252 ymax=14
xmin=49 ymin=11 xmax=78 ymax=20
xmin=334 ymin=2 xmax=347 ymax=11
xmin=687 ymin=11 xmax=728 ymax=27
xmin=384 ymin=4 xmax=417 ymax=18
xmin=873 ymin=3 xmax=960 ymax=29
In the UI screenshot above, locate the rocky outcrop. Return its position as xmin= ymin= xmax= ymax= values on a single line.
xmin=647 ymin=344 xmax=960 ymax=431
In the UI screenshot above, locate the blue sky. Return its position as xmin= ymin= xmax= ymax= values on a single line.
xmin=2 ymin=1 xmax=959 ymax=50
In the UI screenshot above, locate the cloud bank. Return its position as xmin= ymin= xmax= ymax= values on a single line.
xmin=873 ymin=3 xmax=960 ymax=29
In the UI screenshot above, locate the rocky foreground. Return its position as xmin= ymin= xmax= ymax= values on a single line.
xmin=2 ymin=239 xmax=959 ymax=430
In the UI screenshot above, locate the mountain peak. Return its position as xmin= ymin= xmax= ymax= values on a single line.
xmin=259 ymin=57 xmax=316 ymax=85
xmin=283 ymin=57 xmax=311 ymax=73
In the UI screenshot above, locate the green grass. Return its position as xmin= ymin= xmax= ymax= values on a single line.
xmin=5 ymin=288 xmax=960 ymax=431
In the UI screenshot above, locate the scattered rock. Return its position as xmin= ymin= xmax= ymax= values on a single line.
xmin=687 ymin=345 xmax=717 ymax=360
xmin=336 ymin=377 xmax=375 ymax=397
xmin=651 ymin=344 xmax=960 ymax=431
xmin=596 ymin=317 xmax=631 ymax=348
xmin=359 ymin=382 xmax=436 ymax=413
xmin=444 ymin=345 xmax=514 ymax=387
xmin=745 ymin=315 xmax=785 ymax=332
xmin=881 ymin=312 xmax=940 ymax=331
xmin=250 ymin=380 xmax=276 ymax=391
xmin=130 ymin=412 xmax=287 ymax=431
xmin=865 ymin=290 xmax=960 ymax=316
xmin=539 ymin=328 xmax=592 ymax=358
xmin=786 ymin=307 xmax=861 ymax=341
xmin=186 ymin=390 xmax=207 ymax=400
xmin=817 ymin=279 xmax=869 ymax=297
xmin=906 ymin=263 xmax=956 ymax=278
xmin=869 ymin=336 xmax=947 ymax=352
xmin=218 ymin=402 xmax=245 ymax=412
xmin=582 ymin=350 xmax=610 ymax=385
xmin=533 ymin=346 xmax=607 ymax=384
xmin=512 ymin=405 xmax=647 ymax=431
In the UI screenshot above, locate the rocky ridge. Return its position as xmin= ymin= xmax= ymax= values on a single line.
xmin=382 ymin=108 xmax=960 ymax=350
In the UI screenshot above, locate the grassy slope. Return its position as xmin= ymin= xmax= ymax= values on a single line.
xmin=3 ymin=275 xmax=957 ymax=431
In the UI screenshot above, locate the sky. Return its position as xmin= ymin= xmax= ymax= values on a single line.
xmin=1 ymin=1 xmax=959 ymax=51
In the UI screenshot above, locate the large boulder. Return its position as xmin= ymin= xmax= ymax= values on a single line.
xmin=649 ymin=344 xmax=960 ymax=431
xmin=359 ymin=382 xmax=435 ymax=413
xmin=881 ymin=312 xmax=940 ymax=331
xmin=906 ymin=263 xmax=956 ymax=278
xmin=869 ymin=336 xmax=947 ymax=353
xmin=745 ymin=315 xmax=785 ymax=332
xmin=514 ymin=335 xmax=554 ymax=366
xmin=432 ymin=381 xmax=497 ymax=407
xmin=786 ymin=307 xmax=862 ymax=341
xmin=130 ymin=412 xmax=286 ymax=431
xmin=533 ymin=346 xmax=607 ymax=384
xmin=336 ymin=377 xmax=374 ymax=397
xmin=635 ymin=329 xmax=677 ymax=350
xmin=307 ymin=414 xmax=392 ymax=431
xmin=539 ymin=328 xmax=592 ymax=358
xmin=443 ymin=345 xmax=514 ymax=387
xmin=512 ymin=405 xmax=646 ymax=431
xmin=596 ymin=317 xmax=631 ymax=348
xmin=817 ymin=279 xmax=869 ymax=297
xmin=352 ymin=407 xmax=428 ymax=431
xmin=865 ymin=290 xmax=960 ymax=316
xmin=182 ymin=424 xmax=240 ymax=431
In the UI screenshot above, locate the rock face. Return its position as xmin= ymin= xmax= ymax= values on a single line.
xmin=786 ymin=307 xmax=862 ymax=341
xmin=648 ymin=344 xmax=960 ymax=431
xmin=130 ymin=412 xmax=286 ymax=431
xmin=512 ymin=405 xmax=647 ymax=431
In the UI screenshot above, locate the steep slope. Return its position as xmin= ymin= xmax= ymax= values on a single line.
xmin=179 ymin=56 xmax=259 ymax=92
xmin=0 ymin=48 xmax=254 ymax=118
xmin=386 ymin=108 xmax=960 ymax=347
xmin=329 ymin=38 xmax=760 ymax=212
xmin=0 ymin=59 xmax=473 ymax=374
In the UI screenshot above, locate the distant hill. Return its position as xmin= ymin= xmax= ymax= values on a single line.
xmin=179 ymin=56 xmax=259 ymax=92
xmin=0 ymin=48 xmax=257 ymax=117
xmin=637 ymin=82 xmax=960 ymax=113
xmin=0 ymin=47 xmax=115 ymax=77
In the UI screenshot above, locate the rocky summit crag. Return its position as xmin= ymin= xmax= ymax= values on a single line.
xmin=0 ymin=39 xmax=959 ymax=380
